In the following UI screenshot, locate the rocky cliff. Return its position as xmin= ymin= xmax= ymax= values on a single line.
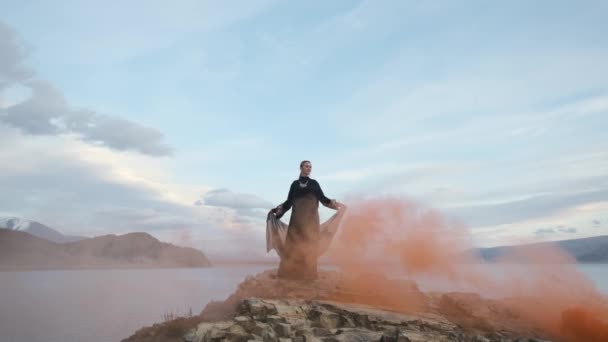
xmin=123 ymin=269 xmax=554 ymax=342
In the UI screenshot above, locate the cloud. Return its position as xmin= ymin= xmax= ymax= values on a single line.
xmin=448 ymin=188 xmax=608 ymax=227
xmin=535 ymin=228 xmax=556 ymax=235
xmin=0 ymin=22 xmax=32 ymax=90
xmin=0 ymin=130 xmax=184 ymax=233
xmin=201 ymin=188 xmax=273 ymax=209
xmin=0 ymin=21 xmax=172 ymax=156
xmin=471 ymin=201 xmax=607 ymax=247
xmin=1 ymin=80 xmax=173 ymax=156
xmin=535 ymin=226 xmax=577 ymax=236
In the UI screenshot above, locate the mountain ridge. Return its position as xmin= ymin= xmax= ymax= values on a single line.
xmin=475 ymin=235 xmax=608 ymax=263
xmin=0 ymin=217 xmax=86 ymax=243
xmin=0 ymin=229 xmax=211 ymax=270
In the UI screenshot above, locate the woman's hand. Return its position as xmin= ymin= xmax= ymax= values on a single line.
xmin=330 ymin=199 xmax=344 ymax=210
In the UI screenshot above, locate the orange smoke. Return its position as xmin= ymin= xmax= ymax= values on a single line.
xmin=326 ymin=196 xmax=608 ymax=341
xmin=561 ymin=307 xmax=608 ymax=342
xmin=328 ymin=197 xmax=485 ymax=282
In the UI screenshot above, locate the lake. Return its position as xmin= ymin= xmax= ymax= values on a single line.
xmin=0 ymin=264 xmax=606 ymax=342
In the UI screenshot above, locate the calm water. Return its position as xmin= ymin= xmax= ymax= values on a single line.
xmin=0 ymin=264 xmax=606 ymax=342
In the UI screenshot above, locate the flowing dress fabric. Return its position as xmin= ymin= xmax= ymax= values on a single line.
xmin=266 ymin=193 xmax=345 ymax=280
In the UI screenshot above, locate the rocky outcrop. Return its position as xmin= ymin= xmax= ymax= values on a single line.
xmin=183 ymin=298 xmax=546 ymax=342
xmin=123 ymin=269 xmax=553 ymax=342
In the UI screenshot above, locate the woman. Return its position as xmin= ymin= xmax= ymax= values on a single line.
xmin=269 ymin=160 xmax=343 ymax=280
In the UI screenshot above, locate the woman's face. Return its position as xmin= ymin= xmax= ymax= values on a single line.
xmin=300 ymin=162 xmax=312 ymax=176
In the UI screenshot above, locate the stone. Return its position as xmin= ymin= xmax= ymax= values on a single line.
xmin=354 ymin=315 xmax=372 ymax=329
xmin=235 ymin=316 xmax=256 ymax=332
xmin=250 ymin=321 xmax=278 ymax=342
xmin=261 ymin=328 xmax=278 ymax=342
xmin=242 ymin=299 xmax=278 ymax=320
xmin=289 ymin=320 xmax=308 ymax=333
xmin=227 ymin=324 xmax=250 ymax=342
xmin=195 ymin=322 xmax=234 ymax=342
xmin=252 ymin=322 xmax=272 ymax=336
xmin=182 ymin=330 xmax=198 ymax=342
xmin=208 ymin=327 xmax=228 ymax=339
xmin=267 ymin=315 xmax=287 ymax=325
xmin=275 ymin=302 xmax=306 ymax=318
xmin=395 ymin=331 xmax=411 ymax=342
xmin=318 ymin=312 xmax=341 ymax=330
xmin=324 ymin=329 xmax=383 ymax=342
xmin=274 ymin=323 xmax=292 ymax=338
xmin=379 ymin=330 xmax=412 ymax=342
xmin=195 ymin=322 xmax=215 ymax=338
xmin=341 ymin=317 xmax=356 ymax=328
xmin=312 ymin=327 xmax=332 ymax=337
xmin=300 ymin=334 xmax=323 ymax=342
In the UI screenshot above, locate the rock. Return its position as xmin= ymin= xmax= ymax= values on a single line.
xmin=312 ymin=327 xmax=332 ymax=337
xmin=227 ymin=324 xmax=250 ymax=342
xmin=252 ymin=322 xmax=271 ymax=336
xmin=235 ymin=316 xmax=256 ymax=332
xmin=274 ymin=323 xmax=292 ymax=338
xmin=183 ymin=330 xmax=198 ymax=342
xmin=299 ymin=334 xmax=323 ymax=342
xmin=395 ymin=331 xmax=411 ymax=342
xmin=318 ymin=312 xmax=341 ymax=329
xmin=324 ymin=329 xmax=383 ymax=342
xmin=379 ymin=330 xmax=412 ymax=342
xmin=194 ymin=322 xmax=233 ymax=342
xmin=354 ymin=315 xmax=372 ymax=329
xmin=275 ymin=302 xmax=307 ymax=319
xmin=341 ymin=316 xmax=356 ymax=328
xmin=207 ymin=327 xmax=228 ymax=340
xmin=250 ymin=321 xmax=278 ymax=342
xmin=267 ymin=315 xmax=287 ymax=325
xmin=289 ymin=319 xmax=308 ymax=333
xmin=242 ymin=299 xmax=278 ymax=320
xmin=307 ymin=306 xmax=341 ymax=330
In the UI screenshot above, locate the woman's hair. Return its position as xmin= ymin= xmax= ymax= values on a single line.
xmin=300 ymin=160 xmax=311 ymax=168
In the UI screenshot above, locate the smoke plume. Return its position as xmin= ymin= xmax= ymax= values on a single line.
xmin=325 ymin=196 xmax=608 ymax=341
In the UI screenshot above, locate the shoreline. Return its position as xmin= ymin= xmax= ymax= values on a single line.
xmin=3 ymin=261 xmax=607 ymax=272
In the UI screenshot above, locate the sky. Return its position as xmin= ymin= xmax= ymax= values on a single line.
xmin=0 ymin=0 xmax=607 ymax=259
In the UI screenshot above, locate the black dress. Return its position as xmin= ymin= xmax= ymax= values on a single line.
xmin=269 ymin=176 xmax=340 ymax=280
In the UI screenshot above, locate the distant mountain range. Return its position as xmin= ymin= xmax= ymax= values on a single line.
xmin=2 ymin=217 xmax=606 ymax=268
xmin=476 ymin=235 xmax=608 ymax=263
xmin=0 ymin=217 xmax=86 ymax=243
xmin=0 ymin=222 xmax=211 ymax=271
